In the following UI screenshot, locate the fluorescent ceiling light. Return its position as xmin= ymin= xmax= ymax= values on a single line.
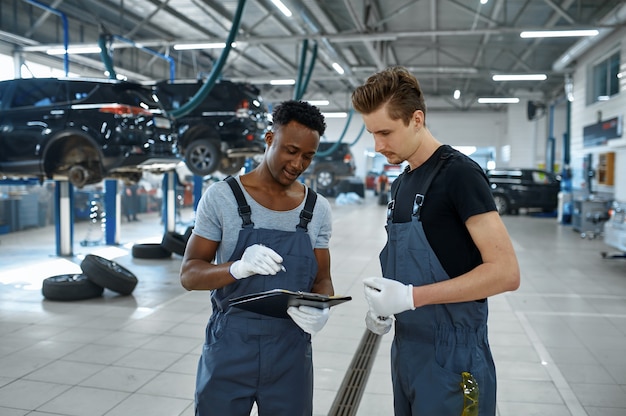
xmin=46 ymin=46 xmax=102 ymax=55
xmin=173 ymin=42 xmax=236 ymax=50
xmin=520 ymin=30 xmax=599 ymax=38
xmin=307 ymin=100 xmax=330 ymax=106
xmin=270 ymin=79 xmax=296 ymax=85
xmin=271 ymin=0 xmax=292 ymax=17
xmin=477 ymin=97 xmax=520 ymax=104
xmin=492 ymin=74 xmax=547 ymax=81
xmin=332 ymin=63 xmax=345 ymax=75
xmin=322 ymin=112 xmax=348 ymax=118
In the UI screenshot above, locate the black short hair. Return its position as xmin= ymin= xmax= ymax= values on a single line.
xmin=272 ymin=100 xmax=326 ymax=136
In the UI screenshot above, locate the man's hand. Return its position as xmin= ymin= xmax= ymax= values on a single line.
xmin=363 ymin=277 xmax=414 ymax=317
xmin=287 ymin=305 xmax=330 ymax=335
xmin=229 ymin=244 xmax=285 ymax=279
xmin=365 ymin=310 xmax=392 ymax=335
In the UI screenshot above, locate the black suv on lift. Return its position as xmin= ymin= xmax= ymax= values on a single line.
xmin=304 ymin=141 xmax=356 ymax=194
xmin=153 ymin=79 xmax=270 ymax=176
xmin=0 ymin=77 xmax=179 ymax=188
xmin=487 ymin=168 xmax=561 ymax=215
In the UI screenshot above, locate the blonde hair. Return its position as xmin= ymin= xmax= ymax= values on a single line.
xmin=351 ymin=66 xmax=426 ymax=126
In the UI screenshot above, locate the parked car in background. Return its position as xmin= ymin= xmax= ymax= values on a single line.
xmin=304 ymin=141 xmax=356 ymax=195
xmin=375 ymin=164 xmax=403 ymax=195
xmin=0 ymin=77 xmax=179 ymax=188
xmin=153 ymin=79 xmax=270 ymax=177
xmin=603 ymin=200 xmax=626 ymax=256
xmin=486 ymin=168 xmax=561 ymax=215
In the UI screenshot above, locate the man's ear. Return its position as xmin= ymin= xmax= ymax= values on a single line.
xmin=265 ymin=131 xmax=274 ymax=146
xmin=412 ymin=110 xmax=424 ymax=129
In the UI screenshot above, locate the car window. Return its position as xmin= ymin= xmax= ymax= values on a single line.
xmin=0 ymin=82 xmax=10 ymax=109
xmin=67 ymin=81 xmax=99 ymax=102
xmin=531 ymin=171 xmax=558 ymax=184
xmin=10 ymin=80 xmax=66 ymax=108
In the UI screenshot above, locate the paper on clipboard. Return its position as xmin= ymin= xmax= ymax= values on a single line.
xmin=229 ymin=289 xmax=352 ymax=319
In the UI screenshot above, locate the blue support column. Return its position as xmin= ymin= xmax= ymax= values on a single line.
xmin=104 ymin=180 xmax=119 ymax=245
xmin=162 ymin=172 xmax=177 ymax=233
xmin=193 ymin=175 xmax=203 ymax=212
xmin=54 ymin=181 xmax=73 ymax=257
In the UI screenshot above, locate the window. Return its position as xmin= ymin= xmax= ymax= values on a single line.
xmin=588 ymin=50 xmax=620 ymax=104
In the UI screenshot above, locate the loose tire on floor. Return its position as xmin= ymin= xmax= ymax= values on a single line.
xmin=132 ymin=243 xmax=172 ymax=259
xmin=161 ymin=231 xmax=187 ymax=256
xmin=183 ymin=226 xmax=194 ymax=243
xmin=42 ymin=274 xmax=104 ymax=301
xmin=80 ymin=254 xmax=138 ymax=295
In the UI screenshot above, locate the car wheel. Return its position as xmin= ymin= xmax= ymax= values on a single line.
xmin=161 ymin=231 xmax=187 ymax=256
xmin=316 ymin=170 xmax=335 ymax=190
xmin=42 ymin=274 xmax=104 ymax=301
xmin=131 ymin=243 xmax=172 ymax=259
xmin=68 ymin=165 xmax=91 ymax=188
xmin=493 ymin=195 xmax=509 ymax=215
xmin=80 ymin=254 xmax=138 ymax=295
xmin=184 ymin=139 xmax=221 ymax=176
xmin=219 ymin=156 xmax=246 ymax=175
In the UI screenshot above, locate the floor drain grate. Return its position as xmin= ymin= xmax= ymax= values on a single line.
xmin=327 ymin=329 xmax=382 ymax=416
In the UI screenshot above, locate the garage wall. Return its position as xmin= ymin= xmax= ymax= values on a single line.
xmin=323 ymin=106 xmax=563 ymax=179
xmin=570 ymin=27 xmax=626 ymax=201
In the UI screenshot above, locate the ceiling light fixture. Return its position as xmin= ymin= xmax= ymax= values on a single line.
xmin=46 ymin=46 xmax=102 ymax=55
xmin=332 ymin=63 xmax=345 ymax=75
xmin=322 ymin=112 xmax=348 ymax=118
xmin=477 ymin=97 xmax=520 ymax=104
xmin=173 ymin=42 xmax=236 ymax=50
xmin=453 ymin=89 xmax=461 ymax=100
xmin=307 ymin=100 xmax=330 ymax=106
xmin=271 ymin=0 xmax=293 ymax=17
xmin=492 ymin=74 xmax=547 ymax=81
xmin=520 ymin=29 xmax=599 ymax=38
xmin=270 ymin=79 xmax=296 ymax=85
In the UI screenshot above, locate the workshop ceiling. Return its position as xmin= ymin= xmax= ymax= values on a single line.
xmin=0 ymin=0 xmax=624 ymax=112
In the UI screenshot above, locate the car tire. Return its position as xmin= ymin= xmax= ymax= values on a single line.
xmin=42 ymin=274 xmax=104 ymax=301
xmin=316 ymin=169 xmax=335 ymax=190
xmin=184 ymin=139 xmax=221 ymax=176
xmin=80 ymin=254 xmax=138 ymax=295
xmin=131 ymin=243 xmax=172 ymax=259
xmin=183 ymin=226 xmax=194 ymax=243
xmin=161 ymin=231 xmax=187 ymax=256
xmin=219 ymin=156 xmax=246 ymax=175
xmin=493 ymin=195 xmax=509 ymax=215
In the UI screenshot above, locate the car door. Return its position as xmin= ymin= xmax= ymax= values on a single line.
xmin=529 ymin=170 xmax=559 ymax=207
xmin=0 ymin=79 xmax=68 ymax=175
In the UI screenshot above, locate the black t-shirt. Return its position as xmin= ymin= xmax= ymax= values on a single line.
xmin=390 ymin=145 xmax=496 ymax=279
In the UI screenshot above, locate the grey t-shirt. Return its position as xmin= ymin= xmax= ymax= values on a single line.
xmin=193 ymin=176 xmax=332 ymax=264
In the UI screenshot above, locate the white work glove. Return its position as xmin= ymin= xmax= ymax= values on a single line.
xmin=365 ymin=310 xmax=392 ymax=335
xmin=363 ymin=277 xmax=415 ymax=317
xmin=229 ymin=244 xmax=285 ymax=279
xmin=287 ymin=305 xmax=330 ymax=335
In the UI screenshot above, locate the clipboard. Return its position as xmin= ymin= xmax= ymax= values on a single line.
xmin=229 ymin=289 xmax=352 ymax=319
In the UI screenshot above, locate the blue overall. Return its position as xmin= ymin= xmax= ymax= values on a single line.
xmin=381 ymin=155 xmax=496 ymax=416
xmin=195 ymin=177 xmax=318 ymax=416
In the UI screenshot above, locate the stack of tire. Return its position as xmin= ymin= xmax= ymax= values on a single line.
xmin=131 ymin=226 xmax=193 ymax=259
xmin=42 ymin=254 xmax=138 ymax=301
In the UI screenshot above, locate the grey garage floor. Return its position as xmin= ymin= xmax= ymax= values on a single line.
xmin=1 ymin=193 xmax=626 ymax=416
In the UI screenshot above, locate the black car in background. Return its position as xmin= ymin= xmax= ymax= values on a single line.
xmin=153 ymin=79 xmax=270 ymax=177
xmin=0 ymin=77 xmax=178 ymax=188
xmin=304 ymin=141 xmax=356 ymax=194
xmin=487 ymin=168 xmax=561 ymax=215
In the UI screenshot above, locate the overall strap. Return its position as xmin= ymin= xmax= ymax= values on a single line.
xmin=389 ymin=147 xmax=453 ymax=221
xmin=297 ymin=188 xmax=317 ymax=231
xmin=225 ymin=176 xmax=254 ymax=228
